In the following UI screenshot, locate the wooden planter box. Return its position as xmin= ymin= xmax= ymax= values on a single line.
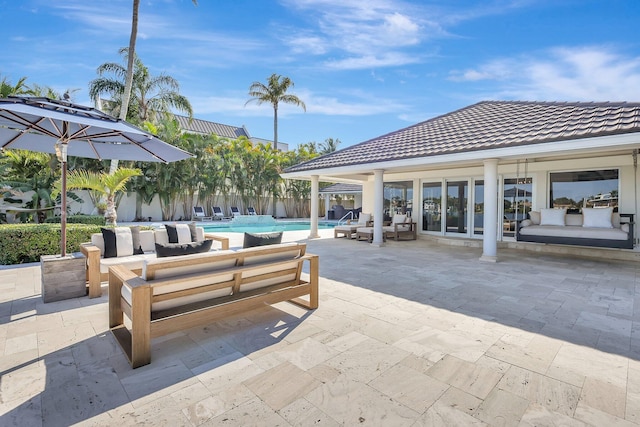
xmin=40 ymin=252 xmax=87 ymax=303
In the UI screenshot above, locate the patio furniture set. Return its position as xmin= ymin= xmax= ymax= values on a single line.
xmin=334 ymin=213 xmax=417 ymax=242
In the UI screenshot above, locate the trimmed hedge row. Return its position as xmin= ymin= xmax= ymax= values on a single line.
xmin=0 ymin=223 xmax=102 ymax=265
xmin=44 ymin=215 xmax=106 ymax=225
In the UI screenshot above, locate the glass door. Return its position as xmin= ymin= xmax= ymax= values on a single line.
xmin=422 ymin=182 xmax=442 ymax=232
xmin=473 ymin=180 xmax=484 ymax=235
xmin=446 ymin=180 xmax=468 ymax=234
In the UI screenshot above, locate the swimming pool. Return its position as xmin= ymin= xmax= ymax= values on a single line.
xmin=202 ymin=221 xmax=335 ymax=234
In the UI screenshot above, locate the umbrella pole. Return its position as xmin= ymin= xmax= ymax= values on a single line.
xmin=61 ymin=158 xmax=67 ymax=257
xmin=58 ymin=140 xmax=68 ymax=258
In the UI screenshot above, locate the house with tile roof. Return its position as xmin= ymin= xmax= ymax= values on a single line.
xmin=282 ymin=101 xmax=640 ymax=259
xmin=174 ymin=115 xmax=289 ymax=152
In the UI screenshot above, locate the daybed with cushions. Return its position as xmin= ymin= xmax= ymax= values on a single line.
xmin=516 ymin=207 xmax=634 ymax=249
xmin=108 ymin=242 xmax=318 ymax=367
xmin=80 ymin=224 xmax=230 ymax=298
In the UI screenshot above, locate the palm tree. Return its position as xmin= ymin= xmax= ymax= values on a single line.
xmin=89 ymin=49 xmax=193 ymax=125
xmin=53 ymin=168 xmax=142 ymax=225
xmin=0 ymin=75 xmax=32 ymax=97
xmin=319 ymin=137 xmax=341 ymax=154
xmin=246 ymin=74 xmax=306 ymax=147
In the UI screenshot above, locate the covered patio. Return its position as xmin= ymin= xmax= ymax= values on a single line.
xmin=1 ymin=230 xmax=639 ymax=425
xmin=284 ymin=101 xmax=640 ymax=259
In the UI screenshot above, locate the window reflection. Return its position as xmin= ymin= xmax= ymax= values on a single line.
xmin=422 ymin=182 xmax=441 ymax=231
xmin=550 ymin=170 xmax=618 ymax=211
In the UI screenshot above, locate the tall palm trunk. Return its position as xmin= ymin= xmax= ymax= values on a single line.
xmin=110 ymin=0 xmax=139 ymax=175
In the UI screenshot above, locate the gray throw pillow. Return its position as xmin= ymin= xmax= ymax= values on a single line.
xmin=243 ymin=231 xmax=283 ymax=248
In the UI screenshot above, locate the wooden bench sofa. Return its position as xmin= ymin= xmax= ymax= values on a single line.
xmin=80 ymin=226 xmax=229 ymax=299
xmin=108 ymin=242 xmax=319 ymax=368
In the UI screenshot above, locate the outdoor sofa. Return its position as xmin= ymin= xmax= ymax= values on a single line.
xmin=516 ymin=208 xmax=634 ymax=249
xmin=108 ymin=242 xmax=319 ymax=368
xmin=80 ymin=224 xmax=229 ymax=298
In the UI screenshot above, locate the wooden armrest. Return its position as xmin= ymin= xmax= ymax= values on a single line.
xmin=80 ymin=244 xmax=102 ymax=298
xmin=204 ymin=233 xmax=230 ymax=250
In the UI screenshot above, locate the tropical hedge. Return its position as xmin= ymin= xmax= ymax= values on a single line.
xmin=0 ymin=224 xmax=102 ymax=264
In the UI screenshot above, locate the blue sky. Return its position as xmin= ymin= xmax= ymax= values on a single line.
xmin=2 ymin=0 xmax=640 ymax=149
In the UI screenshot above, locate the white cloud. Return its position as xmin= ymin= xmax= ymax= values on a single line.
xmin=450 ymin=46 xmax=640 ymax=101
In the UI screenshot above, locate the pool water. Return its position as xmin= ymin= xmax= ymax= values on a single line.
xmin=202 ymin=221 xmax=335 ymax=234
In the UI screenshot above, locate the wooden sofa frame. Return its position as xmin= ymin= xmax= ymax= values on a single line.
xmin=108 ymin=243 xmax=319 ymax=368
xmin=516 ymin=213 xmax=635 ymax=249
xmin=80 ymin=232 xmax=230 ymax=299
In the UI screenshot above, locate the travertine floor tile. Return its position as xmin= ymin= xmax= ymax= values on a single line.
xmin=428 ymin=355 xmax=503 ymax=399
xmin=243 ymin=361 xmax=320 ymax=410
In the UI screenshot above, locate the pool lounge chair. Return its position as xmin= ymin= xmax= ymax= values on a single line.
xmin=230 ymin=206 xmax=241 ymax=217
xmin=192 ymin=206 xmax=212 ymax=221
xmin=247 ymin=207 xmax=257 ymax=215
xmin=334 ymin=213 xmax=372 ymax=239
xmin=211 ymin=206 xmax=227 ymax=220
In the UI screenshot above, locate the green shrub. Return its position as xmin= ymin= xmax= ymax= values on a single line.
xmin=0 ymin=223 xmax=102 ymax=265
xmin=44 ymin=215 xmax=106 ymax=225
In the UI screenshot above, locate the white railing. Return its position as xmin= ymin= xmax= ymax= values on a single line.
xmin=337 ymin=211 xmax=354 ymax=225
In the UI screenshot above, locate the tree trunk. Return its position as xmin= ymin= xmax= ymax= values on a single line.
xmin=109 ymin=0 xmax=139 ymax=175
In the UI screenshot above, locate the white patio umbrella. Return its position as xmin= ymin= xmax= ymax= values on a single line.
xmin=0 ymin=96 xmax=193 ymax=257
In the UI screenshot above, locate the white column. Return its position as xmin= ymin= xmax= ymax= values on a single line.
xmin=480 ymin=159 xmax=499 ymax=262
xmin=372 ymin=169 xmax=385 ymax=246
xmin=309 ymin=175 xmax=320 ymax=239
xmin=325 ymin=194 xmax=330 ymax=219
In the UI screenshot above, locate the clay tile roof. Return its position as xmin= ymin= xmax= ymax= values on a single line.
xmin=285 ymin=101 xmax=640 ymax=173
xmin=174 ymin=115 xmax=249 ymax=139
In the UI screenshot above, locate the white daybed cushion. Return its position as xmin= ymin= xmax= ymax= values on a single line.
xmin=540 ymin=208 xmax=566 ymax=226
xmin=519 ymin=225 xmax=628 ymax=240
xmin=582 ymin=207 xmax=613 ymax=228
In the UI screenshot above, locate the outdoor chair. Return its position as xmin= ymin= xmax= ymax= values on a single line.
xmin=211 ymin=206 xmax=227 ymax=220
xmin=192 ymin=206 xmax=212 ymax=221
xmin=382 ymin=214 xmax=417 ymax=241
xmin=230 ymin=206 xmax=241 ymax=217
xmin=247 ymin=207 xmax=257 ymax=215
xmin=334 ymin=213 xmax=372 ymax=238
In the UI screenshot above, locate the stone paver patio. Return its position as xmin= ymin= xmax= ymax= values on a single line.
xmin=1 ymin=229 xmax=640 ymax=426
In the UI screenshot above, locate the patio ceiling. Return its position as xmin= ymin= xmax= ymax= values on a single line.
xmin=282 ymin=101 xmax=640 ymax=181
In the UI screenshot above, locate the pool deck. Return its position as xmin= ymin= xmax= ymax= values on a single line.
xmin=2 ymin=229 xmax=640 ymax=425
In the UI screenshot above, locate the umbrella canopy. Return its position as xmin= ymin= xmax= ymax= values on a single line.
xmin=0 ymin=96 xmax=193 ymax=256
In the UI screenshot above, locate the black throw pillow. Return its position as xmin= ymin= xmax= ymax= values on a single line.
xmin=101 ymin=227 xmax=117 ymax=258
xmin=130 ymin=226 xmax=144 ymax=255
xmin=165 ymin=224 xmax=179 ymax=243
xmin=155 ymin=239 xmax=213 ymax=258
xmin=243 ymin=231 xmax=283 ymax=248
